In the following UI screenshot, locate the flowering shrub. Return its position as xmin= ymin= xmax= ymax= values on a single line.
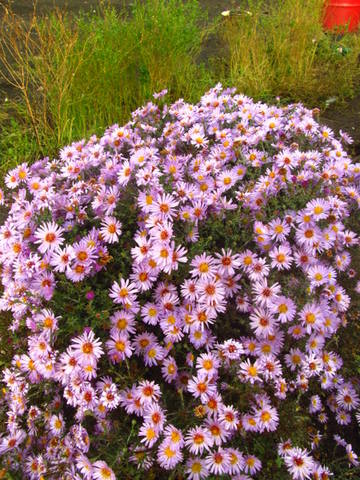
xmin=1 ymin=84 xmax=360 ymax=479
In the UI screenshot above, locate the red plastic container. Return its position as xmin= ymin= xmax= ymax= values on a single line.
xmin=323 ymin=0 xmax=360 ymax=32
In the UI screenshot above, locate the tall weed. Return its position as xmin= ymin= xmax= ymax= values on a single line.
xmin=217 ymin=0 xmax=360 ymax=103
xmin=0 ymin=1 xmax=212 ymax=170
xmin=1 ymin=0 xmax=360 ymax=172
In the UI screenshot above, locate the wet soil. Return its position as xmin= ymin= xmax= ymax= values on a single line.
xmin=321 ymin=93 xmax=360 ymax=153
xmin=2 ymin=0 xmax=229 ymax=18
xmin=1 ymin=0 xmax=360 ymax=149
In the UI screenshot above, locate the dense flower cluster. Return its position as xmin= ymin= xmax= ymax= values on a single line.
xmin=0 ymin=84 xmax=360 ymax=479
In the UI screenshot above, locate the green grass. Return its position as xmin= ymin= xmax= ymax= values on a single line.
xmin=43 ymin=0 xmax=213 ymax=143
xmin=1 ymin=0 xmax=360 ymax=175
xmin=0 ymin=0 xmax=214 ymax=175
xmin=216 ymin=0 xmax=360 ymax=104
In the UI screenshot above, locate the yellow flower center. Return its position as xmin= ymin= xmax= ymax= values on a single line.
xmin=278 ymin=304 xmax=288 ymax=314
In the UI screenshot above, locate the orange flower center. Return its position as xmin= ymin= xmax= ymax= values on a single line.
xmin=45 ymin=232 xmax=56 ymax=243
xmin=82 ymin=342 xmax=93 ymax=354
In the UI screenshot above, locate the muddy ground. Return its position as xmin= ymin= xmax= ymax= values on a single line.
xmin=321 ymin=94 xmax=360 ymax=153
xmin=3 ymin=0 xmax=228 ymax=17
xmin=1 ymin=0 xmax=360 ymax=150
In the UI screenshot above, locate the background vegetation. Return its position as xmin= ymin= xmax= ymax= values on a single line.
xmin=217 ymin=0 xmax=360 ymax=103
xmin=0 ymin=0 xmax=360 ymax=176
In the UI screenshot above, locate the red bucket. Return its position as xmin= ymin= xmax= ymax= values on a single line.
xmin=323 ymin=0 xmax=360 ymax=32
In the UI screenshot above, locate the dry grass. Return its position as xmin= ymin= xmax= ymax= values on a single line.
xmin=217 ymin=0 xmax=360 ymax=104
xmin=0 ymin=0 xmax=213 ymax=172
xmin=0 ymin=0 xmax=360 ymax=173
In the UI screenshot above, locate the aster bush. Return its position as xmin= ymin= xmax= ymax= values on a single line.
xmin=0 ymin=84 xmax=360 ymax=479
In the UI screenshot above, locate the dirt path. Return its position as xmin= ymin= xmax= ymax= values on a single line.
xmin=5 ymin=0 xmax=228 ymax=17
xmin=320 ymin=94 xmax=360 ymax=152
